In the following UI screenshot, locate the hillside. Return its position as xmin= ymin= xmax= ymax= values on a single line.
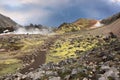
xmin=83 ymin=16 xmax=120 ymax=37
xmin=100 ymin=12 xmax=120 ymax=25
xmin=0 ymin=13 xmax=21 ymax=33
xmin=56 ymin=12 xmax=120 ymax=37
xmin=56 ymin=18 xmax=100 ymax=33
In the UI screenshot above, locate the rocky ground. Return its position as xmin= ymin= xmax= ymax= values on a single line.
xmin=0 ymin=34 xmax=48 ymax=75
xmin=0 ymin=33 xmax=119 ymax=80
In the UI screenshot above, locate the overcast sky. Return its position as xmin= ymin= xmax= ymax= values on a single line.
xmin=0 ymin=0 xmax=120 ymax=27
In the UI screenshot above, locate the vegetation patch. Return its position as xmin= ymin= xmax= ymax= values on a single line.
xmin=0 ymin=35 xmax=46 ymax=76
xmin=20 ymin=39 xmax=44 ymax=52
xmin=56 ymin=19 xmax=97 ymax=33
xmin=46 ymin=36 xmax=103 ymax=63
xmin=0 ymin=59 xmax=22 ymax=76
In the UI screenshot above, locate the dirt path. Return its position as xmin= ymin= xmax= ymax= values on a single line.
xmin=20 ymin=35 xmax=60 ymax=74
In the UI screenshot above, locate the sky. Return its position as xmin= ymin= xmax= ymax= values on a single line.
xmin=0 ymin=0 xmax=120 ymax=27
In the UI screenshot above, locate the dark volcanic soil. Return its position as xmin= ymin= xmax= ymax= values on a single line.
xmin=20 ymin=35 xmax=60 ymax=74
xmin=20 ymin=51 xmax=46 ymax=74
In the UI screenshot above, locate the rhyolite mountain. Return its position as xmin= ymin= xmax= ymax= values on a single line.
xmin=56 ymin=18 xmax=101 ymax=33
xmin=56 ymin=12 xmax=120 ymax=38
xmin=0 ymin=13 xmax=21 ymax=33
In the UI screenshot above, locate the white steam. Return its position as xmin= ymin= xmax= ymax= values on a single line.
xmin=14 ymin=27 xmax=52 ymax=35
xmin=1 ymin=24 xmax=53 ymax=35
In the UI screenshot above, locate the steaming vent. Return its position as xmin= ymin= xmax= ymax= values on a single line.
xmin=1 ymin=24 xmax=53 ymax=35
xmin=14 ymin=27 xmax=52 ymax=35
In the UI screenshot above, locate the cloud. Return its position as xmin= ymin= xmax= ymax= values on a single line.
xmin=0 ymin=7 xmax=52 ymax=25
xmin=0 ymin=0 xmax=119 ymax=27
xmin=108 ymin=0 xmax=120 ymax=5
xmin=1 ymin=0 xmax=73 ymax=8
xmin=20 ymin=0 xmax=73 ymax=7
xmin=0 ymin=0 xmax=73 ymax=25
xmin=110 ymin=0 xmax=120 ymax=3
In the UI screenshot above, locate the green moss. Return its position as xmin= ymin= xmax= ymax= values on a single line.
xmin=20 ymin=39 xmax=43 ymax=51
xmin=56 ymin=19 xmax=96 ymax=33
xmin=46 ymin=37 xmax=100 ymax=63
xmin=0 ymin=59 xmax=22 ymax=76
xmin=0 ymin=35 xmax=46 ymax=76
xmin=0 ymin=59 xmax=20 ymax=65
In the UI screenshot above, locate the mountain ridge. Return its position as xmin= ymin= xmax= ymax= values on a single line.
xmin=100 ymin=12 xmax=120 ymax=24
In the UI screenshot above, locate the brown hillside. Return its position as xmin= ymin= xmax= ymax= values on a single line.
xmin=86 ymin=18 xmax=120 ymax=37
xmin=73 ymin=18 xmax=97 ymax=28
xmin=56 ymin=18 xmax=98 ymax=33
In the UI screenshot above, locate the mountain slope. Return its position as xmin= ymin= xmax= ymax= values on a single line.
xmin=56 ymin=18 xmax=101 ymax=33
xmin=0 ymin=13 xmax=21 ymax=33
xmin=85 ymin=12 xmax=120 ymax=37
xmin=100 ymin=12 xmax=120 ymax=25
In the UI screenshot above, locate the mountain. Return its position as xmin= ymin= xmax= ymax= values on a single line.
xmin=56 ymin=18 xmax=101 ymax=33
xmin=0 ymin=13 xmax=21 ymax=33
xmin=73 ymin=18 xmax=97 ymax=27
xmin=56 ymin=12 xmax=120 ymax=38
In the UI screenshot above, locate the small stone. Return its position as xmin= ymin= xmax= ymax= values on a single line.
xmin=64 ymin=75 xmax=71 ymax=80
xmin=83 ymin=77 xmax=88 ymax=80
xmin=98 ymin=76 xmax=107 ymax=80
xmin=88 ymin=74 xmax=92 ymax=78
xmin=21 ymin=75 xmax=27 ymax=79
xmin=101 ymin=65 xmax=110 ymax=70
xmin=49 ymin=76 xmax=61 ymax=80
xmin=46 ymin=71 xmax=58 ymax=76
xmin=71 ymin=69 xmax=78 ymax=75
